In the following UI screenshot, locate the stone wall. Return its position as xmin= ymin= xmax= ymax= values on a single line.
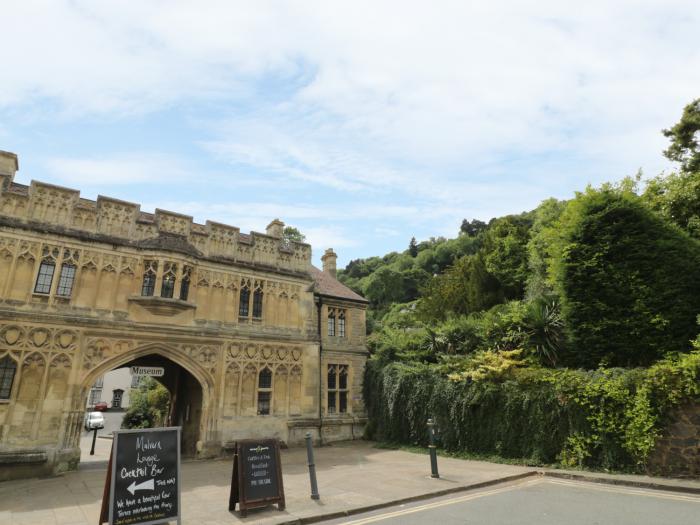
xmin=647 ymin=402 xmax=700 ymax=478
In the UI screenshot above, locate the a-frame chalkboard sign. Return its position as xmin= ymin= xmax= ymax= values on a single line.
xmin=99 ymin=427 xmax=181 ymax=525
xmin=228 ymin=439 xmax=286 ymax=517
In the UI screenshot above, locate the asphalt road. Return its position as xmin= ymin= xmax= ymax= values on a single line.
xmin=323 ymin=478 xmax=700 ymax=525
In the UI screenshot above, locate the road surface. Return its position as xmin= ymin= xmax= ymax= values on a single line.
xmin=323 ymin=478 xmax=700 ymax=525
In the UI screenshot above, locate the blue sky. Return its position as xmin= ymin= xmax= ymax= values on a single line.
xmin=1 ymin=1 xmax=699 ymax=267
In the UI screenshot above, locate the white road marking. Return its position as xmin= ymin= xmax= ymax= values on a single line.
xmin=336 ymin=478 xmax=544 ymax=525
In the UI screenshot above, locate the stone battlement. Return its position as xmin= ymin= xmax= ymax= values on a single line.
xmin=0 ymin=151 xmax=311 ymax=273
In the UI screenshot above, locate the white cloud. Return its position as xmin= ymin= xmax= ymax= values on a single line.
xmin=3 ymin=0 xmax=700 ymax=262
xmin=44 ymin=154 xmax=190 ymax=187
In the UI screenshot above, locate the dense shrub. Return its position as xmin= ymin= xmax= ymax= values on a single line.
xmin=547 ymin=188 xmax=700 ymax=368
xmin=364 ymin=348 xmax=700 ymax=471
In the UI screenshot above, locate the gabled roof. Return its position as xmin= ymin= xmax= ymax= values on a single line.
xmin=310 ymin=266 xmax=368 ymax=304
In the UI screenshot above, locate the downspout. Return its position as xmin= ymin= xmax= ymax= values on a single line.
xmin=317 ymin=295 xmax=323 ymax=445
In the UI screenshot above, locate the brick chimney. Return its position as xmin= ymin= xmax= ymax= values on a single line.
xmin=266 ymin=218 xmax=284 ymax=238
xmin=0 ymin=150 xmax=18 ymax=190
xmin=321 ymin=248 xmax=337 ymax=278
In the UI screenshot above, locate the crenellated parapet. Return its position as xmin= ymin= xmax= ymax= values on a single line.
xmin=0 ymin=151 xmax=311 ymax=273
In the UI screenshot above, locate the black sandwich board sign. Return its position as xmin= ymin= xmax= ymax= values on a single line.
xmin=228 ymin=439 xmax=286 ymax=517
xmin=99 ymin=427 xmax=181 ymax=525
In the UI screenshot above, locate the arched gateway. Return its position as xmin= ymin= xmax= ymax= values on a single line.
xmin=80 ymin=345 xmax=212 ymax=456
xmin=0 ymin=150 xmax=369 ymax=481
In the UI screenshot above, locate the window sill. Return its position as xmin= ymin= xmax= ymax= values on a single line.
xmin=129 ymin=295 xmax=196 ymax=316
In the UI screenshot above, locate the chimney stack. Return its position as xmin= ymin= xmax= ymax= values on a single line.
xmin=321 ymin=248 xmax=337 ymax=279
xmin=0 ymin=150 xmax=18 ymax=190
xmin=266 ymin=218 xmax=285 ymax=238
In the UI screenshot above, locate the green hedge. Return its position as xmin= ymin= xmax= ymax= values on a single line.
xmin=364 ymin=349 xmax=700 ymax=471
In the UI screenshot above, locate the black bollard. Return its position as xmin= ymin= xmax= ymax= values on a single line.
xmin=427 ymin=418 xmax=439 ymax=478
xmin=90 ymin=426 xmax=98 ymax=456
xmin=305 ymin=432 xmax=320 ymax=500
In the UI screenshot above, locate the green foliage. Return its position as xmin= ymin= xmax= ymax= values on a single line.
xmin=408 ymin=237 xmax=418 ymax=257
xmin=282 ymin=226 xmax=306 ymax=243
xmin=364 ymin=348 xmax=700 ymax=471
xmin=663 ymin=98 xmax=700 ymax=173
xmin=480 ymin=214 xmax=533 ymax=299
xmin=525 ymin=198 xmax=566 ymax=301
xmin=643 ymin=171 xmax=700 ymax=238
xmin=545 ymin=187 xmax=700 ymax=368
xmin=460 ymin=218 xmax=487 ymax=237
xmin=121 ymin=377 xmax=170 ymax=429
xmin=418 ymin=254 xmax=504 ymax=321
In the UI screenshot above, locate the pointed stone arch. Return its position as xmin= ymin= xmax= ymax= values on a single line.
xmin=77 ymin=342 xmax=218 ymax=457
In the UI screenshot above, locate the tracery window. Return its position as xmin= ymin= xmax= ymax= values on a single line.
xmin=252 ymin=284 xmax=263 ymax=319
xmin=34 ymin=247 xmax=59 ymax=294
xmin=180 ymin=266 xmax=192 ymax=301
xmin=161 ymin=262 xmax=177 ymax=299
xmin=239 ymin=283 xmax=250 ymax=318
xmin=141 ymin=260 xmax=158 ymax=296
xmin=0 ymin=355 xmax=17 ymax=400
xmin=327 ymin=364 xmax=349 ymax=414
xmin=327 ymin=309 xmax=335 ymax=336
xmin=257 ymin=367 xmax=272 ymax=415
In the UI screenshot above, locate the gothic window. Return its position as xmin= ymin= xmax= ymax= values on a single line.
xmin=252 ymin=285 xmax=263 ymax=319
xmin=338 ymin=310 xmax=346 ymax=338
xmin=327 ymin=309 xmax=335 ymax=336
xmin=141 ymin=260 xmax=157 ymax=296
xmin=34 ymin=246 xmax=59 ymax=294
xmin=327 ymin=364 xmax=349 ymax=414
xmin=56 ymin=264 xmax=76 ymax=296
xmin=161 ymin=262 xmax=177 ymax=298
xmin=239 ymin=284 xmax=250 ymax=318
xmin=257 ymin=367 xmax=272 ymax=415
xmin=0 ymin=355 xmax=17 ymax=399
xmin=34 ymin=260 xmax=56 ymax=294
xmin=180 ymin=266 xmax=192 ymax=301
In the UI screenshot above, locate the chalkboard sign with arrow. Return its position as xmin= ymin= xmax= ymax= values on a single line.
xmin=99 ymin=427 xmax=181 ymax=525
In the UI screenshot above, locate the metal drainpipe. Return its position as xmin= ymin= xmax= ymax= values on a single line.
xmin=317 ymin=296 xmax=323 ymax=445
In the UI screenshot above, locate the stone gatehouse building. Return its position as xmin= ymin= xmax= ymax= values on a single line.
xmin=0 ymin=150 xmax=368 ymax=481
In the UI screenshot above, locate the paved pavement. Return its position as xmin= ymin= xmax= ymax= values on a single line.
xmin=1 ymin=441 xmax=699 ymax=525
xmin=322 ymin=477 xmax=700 ymax=525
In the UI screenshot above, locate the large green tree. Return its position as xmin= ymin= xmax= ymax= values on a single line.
xmin=548 ymin=187 xmax=700 ymax=368
xmin=663 ymin=98 xmax=700 ymax=173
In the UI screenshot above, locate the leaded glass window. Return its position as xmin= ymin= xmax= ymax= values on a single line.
xmin=239 ymin=285 xmax=250 ymax=317
xmin=0 ymin=355 xmax=17 ymax=399
xmin=34 ymin=261 xmax=55 ymax=294
xmin=56 ymin=264 xmax=76 ymax=296
xmin=141 ymin=261 xmax=157 ymax=296
xmin=252 ymin=287 xmax=263 ymax=318
xmin=257 ymin=368 xmax=272 ymax=415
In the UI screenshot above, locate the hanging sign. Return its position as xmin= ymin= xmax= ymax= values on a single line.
xmin=99 ymin=427 xmax=181 ymax=525
xmin=228 ymin=439 xmax=285 ymax=517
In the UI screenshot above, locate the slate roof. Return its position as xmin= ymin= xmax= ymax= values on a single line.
xmin=310 ymin=265 xmax=368 ymax=303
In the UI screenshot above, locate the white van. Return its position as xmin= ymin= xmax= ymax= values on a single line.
xmin=84 ymin=411 xmax=105 ymax=431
